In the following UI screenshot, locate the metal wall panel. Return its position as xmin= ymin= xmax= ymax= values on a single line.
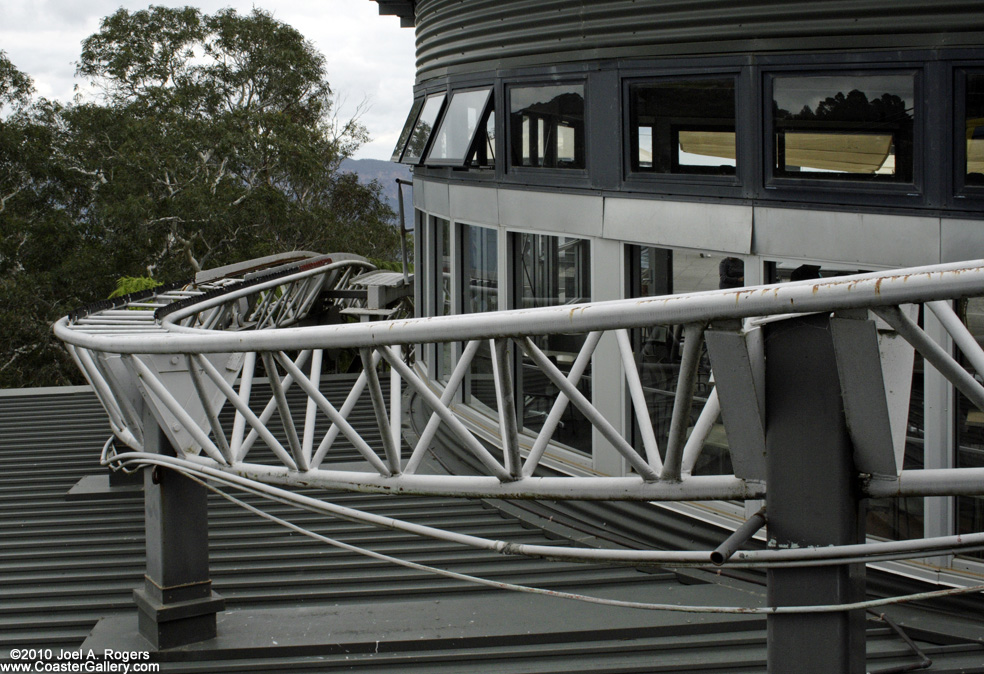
xmin=752 ymin=207 xmax=940 ymax=267
xmin=414 ymin=0 xmax=984 ymax=78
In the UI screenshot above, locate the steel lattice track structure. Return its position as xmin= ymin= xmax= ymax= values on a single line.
xmin=53 ymin=253 xmax=984 ymax=567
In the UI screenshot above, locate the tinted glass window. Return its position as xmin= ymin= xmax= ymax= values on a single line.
xmin=461 ymin=225 xmax=498 ymax=408
xmin=626 ymin=246 xmax=734 ymax=475
xmin=514 ymin=233 xmax=591 ymax=453
xmin=391 ymin=98 xmax=424 ymax=162
xmin=426 ymin=88 xmax=493 ymax=165
xmin=629 ymin=79 xmax=736 ymax=175
xmin=772 ymin=74 xmax=915 ymax=181
xmin=402 ymin=93 xmax=446 ymax=165
xmin=509 ymin=84 xmax=585 ymax=169
xmin=966 ymin=73 xmax=984 ymax=186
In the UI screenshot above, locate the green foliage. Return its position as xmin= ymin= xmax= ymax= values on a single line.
xmin=108 ymin=276 xmax=162 ymax=299
xmin=0 ymin=9 xmax=401 ymax=388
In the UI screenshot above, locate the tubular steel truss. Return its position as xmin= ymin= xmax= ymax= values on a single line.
xmin=55 ymin=256 xmax=984 ymax=508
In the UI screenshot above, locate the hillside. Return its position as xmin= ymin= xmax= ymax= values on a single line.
xmin=341 ymin=158 xmax=412 ymax=222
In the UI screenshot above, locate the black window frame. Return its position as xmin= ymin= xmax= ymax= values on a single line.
xmin=506 ymin=79 xmax=589 ymax=176
xmin=954 ymin=66 xmax=984 ymax=203
xmin=424 ymin=86 xmax=495 ymax=168
xmin=401 ymin=91 xmax=448 ymax=166
xmin=624 ymin=74 xmax=741 ymax=183
xmin=391 ymin=97 xmax=425 ymax=162
xmin=763 ymin=67 xmax=924 ymax=200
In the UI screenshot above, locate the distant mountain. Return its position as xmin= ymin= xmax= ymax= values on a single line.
xmin=340 ymin=158 xmax=412 ymax=224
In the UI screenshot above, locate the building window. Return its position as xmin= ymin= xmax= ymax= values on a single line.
xmin=391 ymin=97 xmax=424 ymax=162
xmin=628 ymin=78 xmax=737 ymax=175
xmin=965 ymin=72 xmax=984 ymax=187
xmin=426 ymin=88 xmax=493 ymax=166
xmin=402 ymin=92 xmax=447 ymax=165
xmin=771 ymin=74 xmax=915 ymax=182
xmin=433 ymin=217 xmax=452 ymax=381
xmin=460 ymin=225 xmax=499 ymax=408
xmin=513 ymin=233 xmax=591 ymax=453
xmin=509 ymin=84 xmax=585 ymax=169
xmin=625 ymin=246 xmax=732 ymax=474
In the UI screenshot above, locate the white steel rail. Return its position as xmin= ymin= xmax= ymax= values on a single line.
xmin=55 ymin=257 xmax=984 ymax=504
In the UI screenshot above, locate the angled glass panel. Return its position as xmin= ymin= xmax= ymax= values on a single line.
xmin=772 ymin=74 xmax=915 ymax=181
xmin=468 ymin=106 xmax=496 ymax=168
xmin=966 ymin=72 xmax=984 ymax=186
xmin=402 ymin=93 xmax=446 ymax=165
xmin=425 ymin=88 xmax=493 ymax=166
xmin=629 ymin=78 xmax=737 ymax=175
xmin=391 ymin=97 xmax=424 ymax=162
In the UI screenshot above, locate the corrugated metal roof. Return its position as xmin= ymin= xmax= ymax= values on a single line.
xmin=3 ymin=381 xmax=984 ymax=671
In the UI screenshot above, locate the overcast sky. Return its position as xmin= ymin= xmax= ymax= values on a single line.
xmin=0 ymin=0 xmax=417 ymax=159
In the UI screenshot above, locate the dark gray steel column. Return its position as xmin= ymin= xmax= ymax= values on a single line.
xmin=133 ymin=410 xmax=224 ymax=650
xmin=764 ymin=313 xmax=866 ymax=673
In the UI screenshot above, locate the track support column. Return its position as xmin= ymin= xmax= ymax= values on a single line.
xmin=764 ymin=313 xmax=866 ymax=673
xmin=133 ymin=410 xmax=224 ymax=650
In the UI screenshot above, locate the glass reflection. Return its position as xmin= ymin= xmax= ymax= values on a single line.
xmin=403 ymin=93 xmax=446 ymax=164
xmin=627 ymin=247 xmax=731 ymax=474
xmin=510 ymin=84 xmax=585 ymax=169
xmin=426 ymin=89 xmax=492 ymax=164
xmin=515 ymin=233 xmax=591 ymax=453
xmin=629 ymin=78 xmax=737 ymax=175
xmin=461 ymin=225 xmax=498 ymax=408
xmin=391 ymin=98 xmax=424 ymax=162
xmin=966 ymin=73 xmax=984 ymax=186
xmin=434 ymin=217 xmax=452 ymax=381
xmin=773 ymin=74 xmax=915 ymax=181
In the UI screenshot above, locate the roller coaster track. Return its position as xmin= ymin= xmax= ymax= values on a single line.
xmin=52 ymin=254 xmax=984 ymax=566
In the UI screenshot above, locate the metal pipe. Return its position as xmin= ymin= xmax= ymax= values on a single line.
xmin=261 ymin=351 xmax=305 ymax=471
xmin=396 ymin=178 xmax=409 ymax=286
xmin=522 ymin=331 xmax=601 ymax=477
xmin=379 ymin=345 xmax=512 ymax=481
xmin=360 ymin=347 xmax=400 ymax=475
xmin=491 ymin=338 xmax=522 ymax=478
xmin=681 ymin=387 xmax=720 ymax=476
xmin=274 ymin=350 xmax=392 ymax=476
xmin=403 ymin=339 xmax=482 ymax=474
xmin=710 ymin=506 xmax=766 ymax=565
xmin=520 ymin=336 xmax=659 ymax=481
xmin=58 ymin=260 xmax=984 ymax=355
xmin=193 ymin=353 xmax=296 ymax=470
xmin=927 ymin=299 xmax=984 ymax=379
xmin=616 ymin=329 xmax=662 ymax=473
xmin=662 ymin=322 xmax=705 ymax=481
xmin=124 ymin=354 xmax=228 ymax=465
xmin=229 ymin=351 xmax=256 ymax=457
xmin=873 ymin=305 xmax=984 ymax=411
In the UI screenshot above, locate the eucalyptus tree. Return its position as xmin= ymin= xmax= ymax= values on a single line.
xmin=70 ymin=6 xmax=398 ymax=280
xmin=0 ymin=9 xmax=399 ymax=388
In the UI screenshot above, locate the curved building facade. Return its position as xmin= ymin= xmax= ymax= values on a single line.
xmin=384 ymin=0 xmax=984 ymax=580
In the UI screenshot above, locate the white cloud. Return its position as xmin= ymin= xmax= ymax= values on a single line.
xmin=0 ymin=0 xmax=416 ymax=159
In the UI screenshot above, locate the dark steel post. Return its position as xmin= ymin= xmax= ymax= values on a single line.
xmin=133 ymin=409 xmax=224 ymax=650
xmin=764 ymin=313 xmax=866 ymax=673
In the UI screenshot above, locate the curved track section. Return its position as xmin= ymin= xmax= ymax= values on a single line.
xmin=55 ymin=255 xmax=984 ymax=507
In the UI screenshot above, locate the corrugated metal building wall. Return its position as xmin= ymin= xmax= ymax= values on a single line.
xmin=413 ymin=0 xmax=984 ymax=77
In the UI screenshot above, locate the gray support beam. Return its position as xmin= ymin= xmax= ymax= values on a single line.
xmin=133 ymin=408 xmax=224 ymax=650
xmin=764 ymin=314 xmax=866 ymax=674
